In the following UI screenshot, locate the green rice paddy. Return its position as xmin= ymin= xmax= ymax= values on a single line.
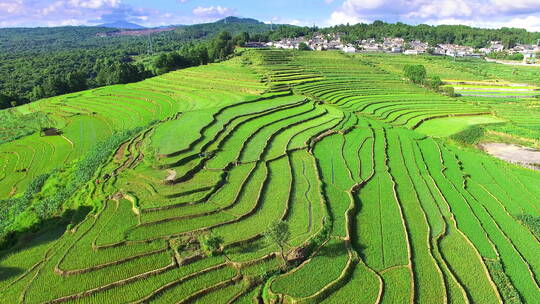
xmin=0 ymin=50 xmax=539 ymax=303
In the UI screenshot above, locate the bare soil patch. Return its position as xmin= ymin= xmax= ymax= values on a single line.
xmin=165 ymin=169 xmax=177 ymax=182
xmin=480 ymin=142 xmax=540 ymax=170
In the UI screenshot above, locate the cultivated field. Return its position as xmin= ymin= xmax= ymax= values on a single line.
xmin=0 ymin=50 xmax=539 ymax=304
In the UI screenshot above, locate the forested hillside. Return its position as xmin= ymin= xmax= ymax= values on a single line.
xmin=0 ymin=17 xmax=276 ymax=108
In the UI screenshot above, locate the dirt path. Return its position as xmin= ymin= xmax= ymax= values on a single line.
xmin=480 ymin=143 xmax=540 ymax=170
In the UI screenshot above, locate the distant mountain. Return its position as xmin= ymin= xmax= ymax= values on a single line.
xmin=217 ymin=17 xmax=265 ymax=25
xmin=98 ymin=21 xmax=145 ymax=30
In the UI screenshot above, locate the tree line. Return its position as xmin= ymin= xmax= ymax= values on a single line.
xmin=321 ymin=21 xmax=540 ymax=49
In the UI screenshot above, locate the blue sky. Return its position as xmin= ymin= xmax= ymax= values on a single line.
xmin=2 ymin=0 xmax=540 ymax=31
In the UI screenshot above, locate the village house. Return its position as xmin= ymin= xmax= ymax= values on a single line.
xmin=523 ymin=51 xmax=537 ymax=64
xmin=390 ymin=46 xmax=402 ymax=53
xmin=409 ymin=40 xmax=428 ymax=53
xmin=358 ymin=39 xmax=382 ymax=52
xmin=403 ymin=50 xmax=420 ymax=55
xmin=271 ymin=37 xmax=308 ymax=49
xmin=341 ymin=45 xmax=357 ymax=53
xmin=244 ymin=42 xmax=267 ymax=48
xmin=489 ymin=41 xmax=505 ymax=52
xmin=438 ymin=44 xmax=475 ymax=57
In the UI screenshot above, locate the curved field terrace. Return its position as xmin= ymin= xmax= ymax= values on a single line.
xmin=0 ymin=50 xmax=539 ymax=304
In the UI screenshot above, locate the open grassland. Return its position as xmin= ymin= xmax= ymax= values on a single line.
xmin=0 ymin=49 xmax=539 ymax=303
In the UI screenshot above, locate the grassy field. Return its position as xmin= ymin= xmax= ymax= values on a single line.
xmin=0 ymin=49 xmax=539 ymax=303
xmin=415 ymin=115 xmax=507 ymax=137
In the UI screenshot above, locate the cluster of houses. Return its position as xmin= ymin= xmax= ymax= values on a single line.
xmin=262 ymin=33 xmax=539 ymax=63
xmin=265 ymin=33 xmax=358 ymax=53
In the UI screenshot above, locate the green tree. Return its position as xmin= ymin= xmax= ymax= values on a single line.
xmin=209 ymin=31 xmax=235 ymax=61
xmin=442 ymin=86 xmax=455 ymax=97
xmin=154 ymin=53 xmax=190 ymax=75
xmin=0 ymin=93 xmax=12 ymax=109
xmin=194 ymin=45 xmax=209 ymax=65
xmin=426 ymin=76 xmax=443 ymax=90
xmin=234 ymin=32 xmax=250 ymax=46
xmin=96 ymin=62 xmax=148 ymax=85
xmin=66 ymin=71 xmax=88 ymax=92
xmin=199 ymin=233 xmax=224 ymax=256
xmin=264 ymin=220 xmax=290 ymax=261
xmin=403 ymin=64 xmax=427 ymax=84
xmin=154 ymin=54 xmax=171 ymax=75
xmin=31 ymin=85 xmax=46 ymax=101
xmin=298 ymin=42 xmax=311 ymax=51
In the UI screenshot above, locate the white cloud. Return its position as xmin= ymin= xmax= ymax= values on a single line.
xmin=40 ymin=1 xmax=64 ymax=16
xmin=328 ymin=11 xmax=368 ymax=26
xmin=0 ymin=0 xmax=188 ymax=27
xmin=326 ymin=0 xmax=540 ymax=31
xmin=192 ymin=6 xmax=234 ymax=18
xmin=0 ymin=0 xmax=24 ymax=14
xmin=406 ymin=0 xmax=473 ymax=18
xmin=427 ymin=15 xmax=540 ymax=32
xmin=490 ymin=0 xmax=540 ymax=13
xmin=67 ymin=0 xmax=120 ymax=9
xmin=342 ymin=0 xmax=386 ymax=11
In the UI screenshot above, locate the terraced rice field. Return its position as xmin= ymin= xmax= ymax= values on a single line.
xmin=443 ymin=81 xmax=540 ymax=98
xmin=355 ymin=54 xmax=540 ymax=143
xmin=1 ymin=50 xmax=539 ymax=303
xmin=415 ymin=115 xmax=507 ymax=137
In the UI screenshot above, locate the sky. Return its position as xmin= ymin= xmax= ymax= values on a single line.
xmin=2 ymin=0 xmax=540 ymax=31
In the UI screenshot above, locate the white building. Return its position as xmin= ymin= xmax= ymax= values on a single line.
xmin=404 ymin=50 xmax=420 ymax=55
xmin=342 ymin=45 xmax=357 ymax=53
xmin=523 ymin=52 xmax=536 ymax=64
xmin=489 ymin=41 xmax=505 ymax=53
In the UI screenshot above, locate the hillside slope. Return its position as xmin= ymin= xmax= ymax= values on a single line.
xmin=0 ymin=50 xmax=539 ymax=304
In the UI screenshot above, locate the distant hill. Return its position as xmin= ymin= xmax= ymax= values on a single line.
xmin=217 ymin=16 xmax=265 ymax=24
xmin=98 ymin=21 xmax=145 ymax=30
xmin=173 ymin=16 xmax=274 ymax=39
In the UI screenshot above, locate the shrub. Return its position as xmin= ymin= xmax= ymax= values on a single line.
xmin=485 ymin=260 xmax=522 ymax=304
xmin=516 ymin=214 xmax=540 ymax=239
xmin=426 ymin=76 xmax=443 ymax=90
xmin=442 ymin=86 xmax=455 ymax=97
xmin=298 ymin=43 xmax=311 ymax=51
xmin=450 ymin=126 xmax=485 ymax=144
xmin=264 ymin=220 xmax=290 ymax=261
xmin=0 ymin=173 xmax=50 ymax=248
xmin=199 ymin=233 xmax=224 ymax=256
xmin=403 ymin=64 xmax=426 ymax=84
